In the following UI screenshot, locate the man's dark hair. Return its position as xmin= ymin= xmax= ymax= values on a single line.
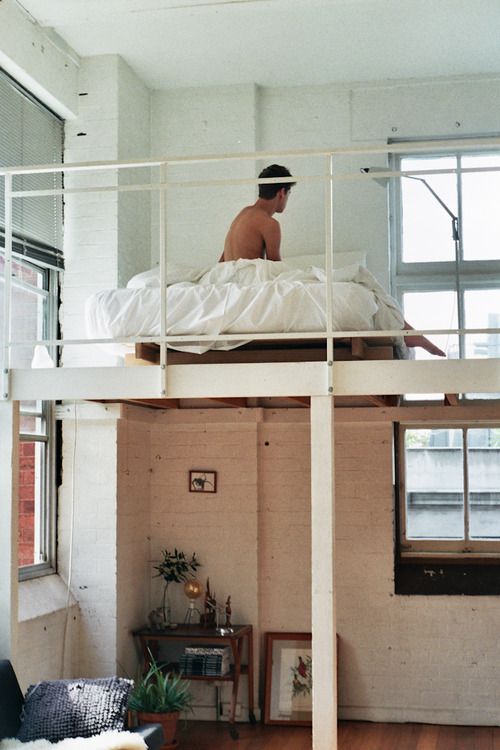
xmin=258 ymin=164 xmax=295 ymax=199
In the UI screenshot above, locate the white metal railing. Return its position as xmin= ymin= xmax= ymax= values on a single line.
xmin=3 ymin=138 xmax=500 ymax=401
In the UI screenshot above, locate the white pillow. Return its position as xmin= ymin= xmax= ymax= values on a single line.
xmin=126 ymin=263 xmax=202 ymax=288
xmin=284 ymin=251 xmax=367 ymax=269
xmin=127 ymin=267 xmax=160 ymax=288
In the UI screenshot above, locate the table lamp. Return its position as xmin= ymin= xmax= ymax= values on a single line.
xmin=183 ymin=579 xmax=203 ymax=625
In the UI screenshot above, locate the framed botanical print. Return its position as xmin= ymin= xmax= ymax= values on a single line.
xmin=263 ymin=631 xmax=312 ymax=726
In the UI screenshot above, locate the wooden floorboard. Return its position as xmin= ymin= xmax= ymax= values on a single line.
xmin=174 ymin=721 xmax=500 ymax=749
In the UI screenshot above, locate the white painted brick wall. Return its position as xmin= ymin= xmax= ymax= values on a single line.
xmin=150 ymin=85 xmax=257 ymax=267
xmin=17 ymin=609 xmax=78 ymax=690
xmin=59 ymin=405 xmax=120 ymax=676
xmin=117 ymin=58 xmax=151 ymax=287
xmin=0 ymin=0 xmax=79 ymax=119
xmin=63 ymin=57 xmax=120 ymax=367
xmin=63 ymin=55 xmax=151 ymax=366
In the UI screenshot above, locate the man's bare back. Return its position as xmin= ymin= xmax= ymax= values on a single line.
xmin=222 ymin=204 xmax=282 ymax=261
xmin=219 ymin=164 xmax=294 ymax=263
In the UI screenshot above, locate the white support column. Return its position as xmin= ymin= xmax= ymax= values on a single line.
xmin=0 ymin=400 xmax=19 ymax=659
xmin=310 ymin=395 xmax=337 ymax=750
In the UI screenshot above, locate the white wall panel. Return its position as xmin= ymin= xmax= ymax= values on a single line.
xmin=351 ymin=76 xmax=500 ymax=142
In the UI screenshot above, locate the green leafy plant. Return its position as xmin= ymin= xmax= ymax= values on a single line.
xmin=153 ymin=547 xmax=201 ymax=621
xmin=129 ymin=651 xmax=193 ymax=714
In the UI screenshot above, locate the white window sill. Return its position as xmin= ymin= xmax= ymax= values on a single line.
xmin=19 ymin=574 xmax=77 ymax=623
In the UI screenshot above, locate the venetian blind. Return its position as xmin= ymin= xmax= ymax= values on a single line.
xmin=0 ymin=68 xmax=64 ymax=269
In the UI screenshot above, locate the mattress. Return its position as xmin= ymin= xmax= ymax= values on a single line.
xmin=84 ymin=259 xmax=407 ymax=356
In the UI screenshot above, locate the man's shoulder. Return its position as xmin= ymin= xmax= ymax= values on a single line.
xmin=254 ymin=209 xmax=278 ymax=226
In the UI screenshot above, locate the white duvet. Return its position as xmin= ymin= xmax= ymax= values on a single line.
xmin=85 ymin=259 xmax=407 ymax=356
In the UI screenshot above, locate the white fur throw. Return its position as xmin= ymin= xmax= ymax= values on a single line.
xmin=0 ymin=730 xmax=146 ymax=750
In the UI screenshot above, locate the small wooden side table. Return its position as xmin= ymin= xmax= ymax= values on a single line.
xmin=132 ymin=624 xmax=255 ymax=739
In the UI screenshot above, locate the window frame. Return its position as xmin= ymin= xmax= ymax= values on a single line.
xmin=389 ymin=144 xmax=500 ymax=364
xmin=0 ymin=67 xmax=63 ymax=579
xmin=19 ymin=402 xmax=57 ymax=579
xmin=6 ymin=256 xmax=59 ymax=580
xmin=397 ymin=422 xmax=500 ymax=560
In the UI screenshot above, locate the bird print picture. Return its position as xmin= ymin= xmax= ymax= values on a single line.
xmin=265 ymin=634 xmax=313 ymax=725
xmin=291 ymin=653 xmax=313 ymax=698
xmin=278 ymin=645 xmax=313 ymax=718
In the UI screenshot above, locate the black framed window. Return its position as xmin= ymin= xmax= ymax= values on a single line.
xmin=395 ymin=423 xmax=500 ymax=595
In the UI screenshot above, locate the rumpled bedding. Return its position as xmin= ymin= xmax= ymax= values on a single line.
xmin=84 ymin=259 xmax=407 ymax=356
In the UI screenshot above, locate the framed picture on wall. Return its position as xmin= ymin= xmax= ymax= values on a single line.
xmin=189 ymin=470 xmax=217 ymax=493
xmin=263 ymin=632 xmax=312 ymax=726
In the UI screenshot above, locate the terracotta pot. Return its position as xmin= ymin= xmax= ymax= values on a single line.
xmin=137 ymin=710 xmax=180 ymax=749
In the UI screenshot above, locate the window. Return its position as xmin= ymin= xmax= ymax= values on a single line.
xmin=390 ymin=146 xmax=500 ymax=370
xmin=395 ymin=423 xmax=500 ymax=595
xmin=0 ymin=69 xmax=63 ymax=578
xmin=0 ymin=255 xmax=59 ymax=575
xmin=399 ymin=424 xmax=500 ymax=556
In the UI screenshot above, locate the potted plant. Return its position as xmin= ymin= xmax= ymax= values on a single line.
xmin=129 ymin=651 xmax=193 ymax=749
xmin=153 ymin=547 xmax=201 ymax=626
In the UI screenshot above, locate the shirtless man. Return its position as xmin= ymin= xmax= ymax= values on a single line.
xmin=219 ymin=164 xmax=295 ymax=262
xmin=218 ymin=164 xmax=445 ymax=357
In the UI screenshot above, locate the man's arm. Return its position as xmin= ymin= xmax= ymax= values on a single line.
xmin=262 ymin=217 xmax=282 ymax=261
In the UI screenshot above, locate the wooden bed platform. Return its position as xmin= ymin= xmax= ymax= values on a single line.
xmin=117 ymin=337 xmax=404 ymax=409
xmin=128 ymin=336 xmax=397 ymax=366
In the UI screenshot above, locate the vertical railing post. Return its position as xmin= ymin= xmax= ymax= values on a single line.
xmin=2 ymin=173 xmax=13 ymax=400
xmin=324 ymin=154 xmax=334 ymax=394
xmin=0 ymin=399 xmax=19 ymax=659
xmin=159 ymin=162 xmax=167 ymax=397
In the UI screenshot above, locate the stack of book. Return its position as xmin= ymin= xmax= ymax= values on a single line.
xmin=179 ymin=644 xmax=231 ymax=677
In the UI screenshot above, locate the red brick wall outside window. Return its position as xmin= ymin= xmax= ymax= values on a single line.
xmin=0 ymin=257 xmax=45 ymax=568
xmin=19 ymin=441 xmax=36 ymax=567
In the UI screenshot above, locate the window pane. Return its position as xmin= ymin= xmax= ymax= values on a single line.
xmin=19 ymin=440 xmax=44 ymax=567
xmin=19 ymin=414 xmax=43 ymax=434
xmin=464 ymin=289 xmax=500 ymax=359
xmin=0 ymin=256 xmax=46 ymax=368
xmin=11 ymin=284 xmax=44 ymax=368
xmin=461 ymin=154 xmax=500 ymax=260
xmin=12 ymin=259 xmax=45 ymax=289
xmin=468 ymin=428 xmax=500 ymax=539
xmin=20 ymin=400 xmax=41 ymax=414
xmin=401 ymin=157 xmax=457 ymax=263
xmin=405 ymin=428 xmax=464 ymax=538
xmin=402 ymin=291 xmax=458 ymax=400
xmin=403 ymin=291 xmax=458 ymax=360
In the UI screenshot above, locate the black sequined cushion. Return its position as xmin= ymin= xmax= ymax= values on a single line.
xmin=17 ymin=677 xmax=133 ymax=742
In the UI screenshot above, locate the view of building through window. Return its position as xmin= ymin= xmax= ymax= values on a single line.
xmin=401 ymin=426 xmax=500 ymax=554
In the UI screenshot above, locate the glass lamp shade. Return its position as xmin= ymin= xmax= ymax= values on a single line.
xmin=184 ymin=579 xmax=203 ymax=600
